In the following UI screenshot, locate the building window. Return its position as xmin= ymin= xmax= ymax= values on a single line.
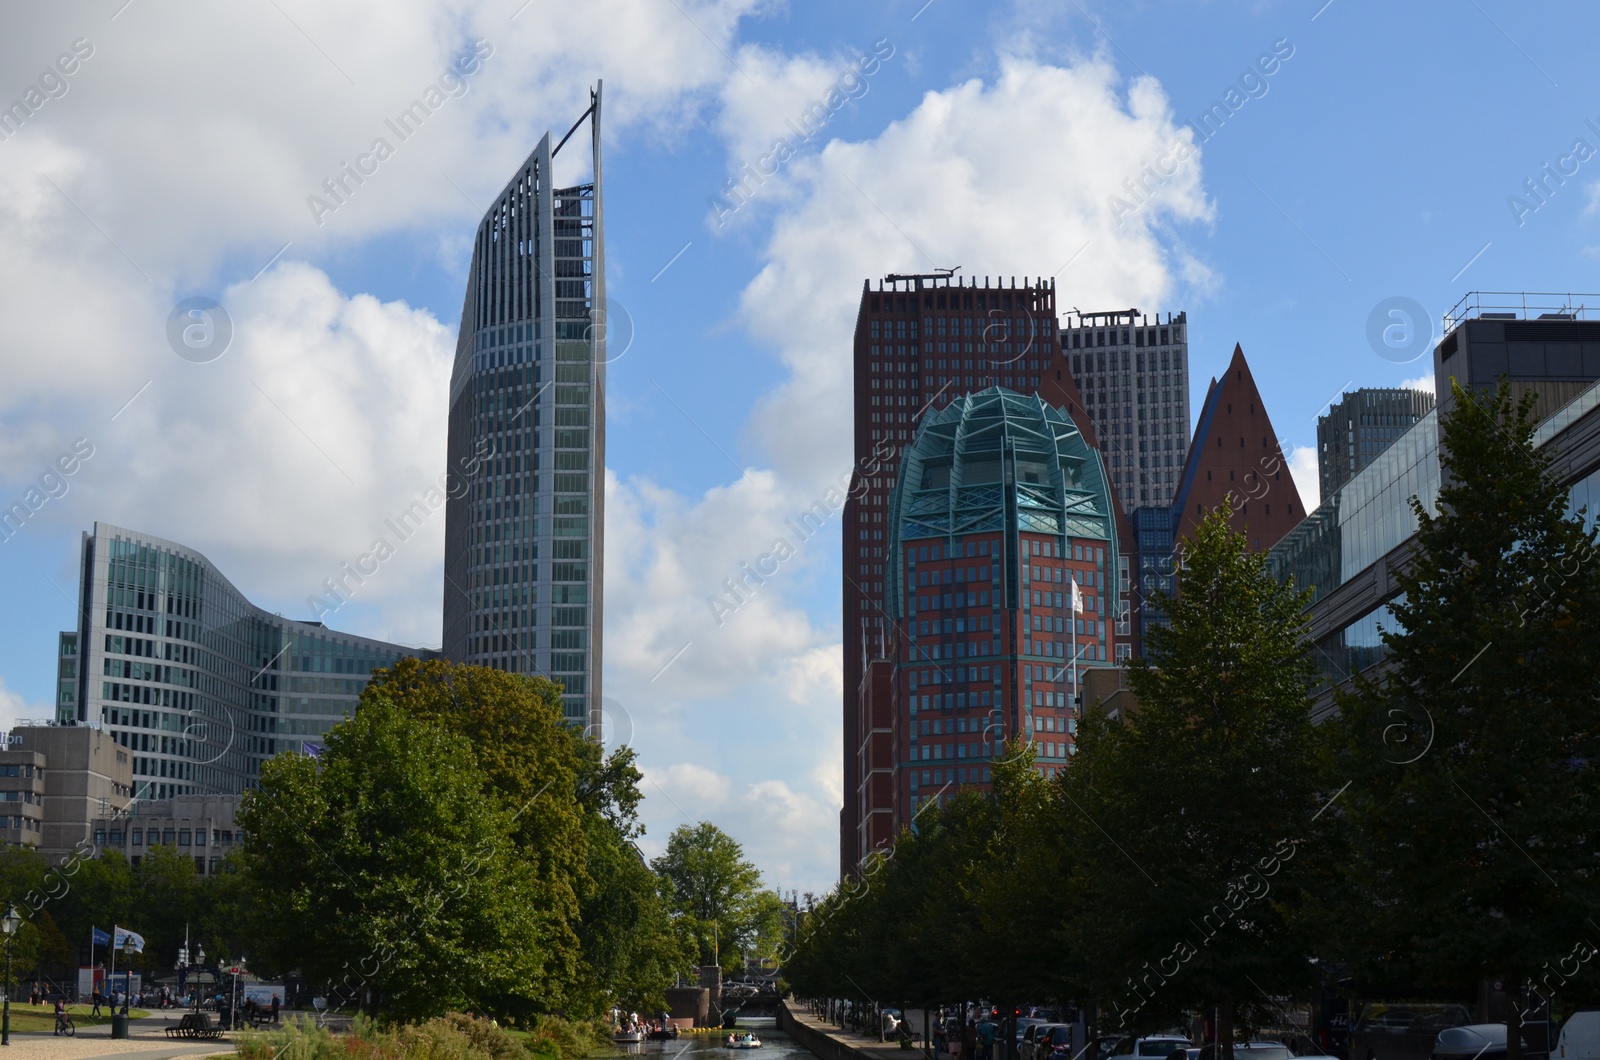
xmin=132 ymin=828 xmax=143 ymax=846
xmin=178 ymin=830 xmax=191 ymax=846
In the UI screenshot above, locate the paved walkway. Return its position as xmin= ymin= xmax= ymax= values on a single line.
xmin=1 ymin=1013 xmax=243 ymax=1060
xmin=783 ymin=1006 xmax=929 ymax=1060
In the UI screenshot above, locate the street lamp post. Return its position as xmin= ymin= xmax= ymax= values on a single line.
xmin=1 ymin=904 xmax=21 ymax=1047
xmin=120 ymin=935 xmax=134 ymax=1016
xmin=193 ymin=945 xmax=204 ymax=1013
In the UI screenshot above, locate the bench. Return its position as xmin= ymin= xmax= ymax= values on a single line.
xmin=166 ymin=1013 xmax=224 ymax=1039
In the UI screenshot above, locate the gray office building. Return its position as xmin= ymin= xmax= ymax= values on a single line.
xmin=1060 ymin=309 xmax=1190 ymax=512
xmin=57 ymin=522 xmax=428 ymax=799
xmin=441 ymin=85 xmax=606 ymax=730
xmin=1316 ymin=387 xmax=1435 ymax=502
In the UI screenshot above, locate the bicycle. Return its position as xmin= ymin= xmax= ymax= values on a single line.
xmin=56 ymin=1011 xmax=76 ymax=1037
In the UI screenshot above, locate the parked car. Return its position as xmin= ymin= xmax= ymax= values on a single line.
xmin=1022 ymin=1024 xmax=1074 ymax=1060
xmin=1112 ymin=1037 xmax=1194 ymax=1060
xmin=1037 ymin=1026 xmax=1078 ymax=1060
xmin=1015 ymin=1020 xmax=1050 ymax=1050
xmin=1233 ymin=1043 xmax=1296 ymax=1060
xmin=1353 ymin=1005 xmax=1473 ymax=1060
xmin=1431 ymin=1024 xmax=1529 ymax=1060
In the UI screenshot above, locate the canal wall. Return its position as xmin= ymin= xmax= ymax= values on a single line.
xmin=779 ymin=1002 xmax=909 ymax=1060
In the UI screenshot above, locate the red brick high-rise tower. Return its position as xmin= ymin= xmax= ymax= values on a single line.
xmin=840 ymin=272 xmax=1102 ymax=877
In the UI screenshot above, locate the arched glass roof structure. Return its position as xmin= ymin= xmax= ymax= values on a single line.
xmin=886 ymin=387 xmax=1119 ymax=619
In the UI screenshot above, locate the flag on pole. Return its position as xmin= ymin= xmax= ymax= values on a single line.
xmin=91 ymin=927 xmax=110 ymax=946
xmin=113 ymin=926 xmax=144 ymax=953
xmin=1070 ymin=577 xmax=1084 ymax=614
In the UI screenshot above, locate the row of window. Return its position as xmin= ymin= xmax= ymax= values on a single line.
xmin=1062 ymin=325 xmax=1184 ymax=347
xmin=98 ymin=826 xmax=236 ymax=847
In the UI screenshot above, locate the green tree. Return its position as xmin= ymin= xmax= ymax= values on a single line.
xmin=1331 ymin=381 xmax=1600 ymax=1059
xmin=571 ymin=816 xmax=691 ymax=1013
xmin=239 ymin=694 xmax=545 ymax=1021
xmin=360 ymin=658 xmax=596 ymax=1011
xmin=1059 ymin=503 xmax=1325 ymax=1050
xmin=652 ymin=823 xmax=775 ymax=975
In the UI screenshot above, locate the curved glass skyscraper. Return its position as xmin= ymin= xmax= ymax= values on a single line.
xmin=57 ymin=522 xmax=427 ymax=799
xmin=442 ymin=86 xmax=606 ymax=729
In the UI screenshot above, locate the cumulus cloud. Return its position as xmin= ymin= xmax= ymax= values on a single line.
xmin=0 ymin=676 xmax=50 ymax=735
xmin=738 ymin=55 xmax=1213 ymax=486
xmin=638 ymin=761 xmax=836 ymax=892
xmin=1288 ymin=444 xmax=1320 ymax=511
xmin=1400 ymin=371 xmax=1436 ymax=395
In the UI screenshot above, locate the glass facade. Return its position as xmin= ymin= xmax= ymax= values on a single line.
xmin=1269 ymin=408 xmax=1440 ymax=603
xmin=58 ymin=522 xmax=428 ymax=799
xmin=442 ymin=88 xmax=604 ymax=729
xmin=1275 ymin=365 xmax=1600 ymax=692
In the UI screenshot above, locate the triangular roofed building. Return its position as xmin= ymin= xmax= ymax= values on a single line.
xmin=1171 ymin=343 xmax=1305 ymax=552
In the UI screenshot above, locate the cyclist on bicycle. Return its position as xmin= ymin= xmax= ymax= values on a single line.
xmin=53 ymin=997 xmax=67 ymax=1036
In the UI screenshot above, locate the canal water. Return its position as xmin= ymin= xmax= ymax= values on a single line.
xmin=607 ymin=1019 xmax=812 ymax=1060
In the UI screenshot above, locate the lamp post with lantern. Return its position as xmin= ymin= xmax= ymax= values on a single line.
xmin=2 ymin=904 xmax=21 ymax=1047
xmin=109 ymin=933 xmax=135 ymax=1039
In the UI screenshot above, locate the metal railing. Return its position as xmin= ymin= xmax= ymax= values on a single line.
xmin=1444 ymin=291 xmax=1600 ymax=331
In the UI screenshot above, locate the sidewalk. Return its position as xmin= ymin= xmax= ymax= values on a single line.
xmin=782 ymin=1005 xmax=930 ymax=1060
xmin=2 ymin=1014 xmax=236 ymax=1060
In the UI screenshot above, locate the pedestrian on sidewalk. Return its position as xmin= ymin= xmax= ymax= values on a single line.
xmin=90 ymin=989 xmax=102 ymax=1017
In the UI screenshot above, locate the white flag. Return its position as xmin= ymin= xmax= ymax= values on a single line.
xmin=113 ymin=926 xmax=144 ymax=953
xmin=1070 ymin=577 xmax=1084 ymax=614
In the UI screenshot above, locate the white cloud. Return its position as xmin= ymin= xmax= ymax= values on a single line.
xmin=0 ymin=677 xmax=50 ymax=735
xmin=737 ymin=55 xmax=1212 ymax=486
xmin=638 ymin=762 xmax=836 ymax=893
xmin=1287 ymin=444 xmax=1319 ymax=512
xmin=1400 ymin=371 xmax=1435 ymax=396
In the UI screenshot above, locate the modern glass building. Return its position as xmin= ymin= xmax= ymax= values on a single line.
xmin=848 ymin=388 xmax=1120 ymax=862
xmin=1268 ymin=294 xmax=1600 ymax=712
xmin=442 ymin=85 xmax=606 ymax=730
xmin=57 ymin=522 xmax=430 ymax=799
xmin=1315 ymin=387 xmax=1435 ymax=502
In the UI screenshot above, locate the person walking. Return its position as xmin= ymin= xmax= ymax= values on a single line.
xmin=90 ymin=989 xmax=102 ymax=1017
xmin=272 ymin=994 xmax=281 ymax=1023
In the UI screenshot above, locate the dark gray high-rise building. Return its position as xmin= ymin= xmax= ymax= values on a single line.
xmin=1315 ymin=387 xmax=1435 ymax=502
xmin=442 ymin=86 xmax=606 ymax=730
xmin=1060 ymin=309 xmax=1190 ymax=512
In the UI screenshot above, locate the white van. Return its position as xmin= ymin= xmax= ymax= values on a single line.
xmin=1557 ymin=1011 xmax=1600 ymax=1060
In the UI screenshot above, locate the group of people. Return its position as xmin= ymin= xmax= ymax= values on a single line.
xmin=612 ymin=1009 xmax=673 ymax=1036
xmin=932 ymin=1011 xmax=997 ymax=1060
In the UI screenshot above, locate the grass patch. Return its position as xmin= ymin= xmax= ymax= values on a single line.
xmin=2 ymin=1003 xmax=150 ymax=1034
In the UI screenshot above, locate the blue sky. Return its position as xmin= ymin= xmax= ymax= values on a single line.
xmin=0 ymin=0 xmax=1596 ymax=892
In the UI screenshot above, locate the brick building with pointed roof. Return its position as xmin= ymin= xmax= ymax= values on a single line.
xmin=1171 ymin=343 xmax=1305 ymax=552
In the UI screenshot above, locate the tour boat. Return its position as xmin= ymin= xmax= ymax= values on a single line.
xmin=725 ymin=1034 xmax=763 ymax=1049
